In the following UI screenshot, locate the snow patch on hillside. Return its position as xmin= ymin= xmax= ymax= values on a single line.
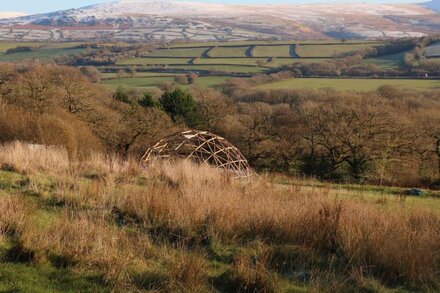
xmin=0 ymin=0 xmax=436 ymax=42
xmin=51 ymin=0 xmax=242 ymax=20
xmin=0 ymin=12 xmax=27 ymax=19
xmin=6 ymin=0 xmax=431 ymax=24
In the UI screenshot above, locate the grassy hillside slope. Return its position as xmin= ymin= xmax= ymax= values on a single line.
xmin=1 ymin=142 xmax=439 ymax=292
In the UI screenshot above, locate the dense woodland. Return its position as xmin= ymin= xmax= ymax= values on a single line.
xmin=0 ymin=62 xmax=439 ymax=188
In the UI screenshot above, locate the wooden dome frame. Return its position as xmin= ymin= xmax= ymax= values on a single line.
xmin=141 ymin=130 xmax=254 ymax=178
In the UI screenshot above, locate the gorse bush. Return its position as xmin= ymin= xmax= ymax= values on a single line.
xmin=0 ymin=142 xmax=439 ymax=291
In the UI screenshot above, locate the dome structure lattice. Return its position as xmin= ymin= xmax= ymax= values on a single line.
xmin=141 ymin=130 xmax=254 ymax=178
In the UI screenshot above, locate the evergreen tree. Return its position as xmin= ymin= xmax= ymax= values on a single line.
xmin=159 ymin=88 xmax=200 ymax=126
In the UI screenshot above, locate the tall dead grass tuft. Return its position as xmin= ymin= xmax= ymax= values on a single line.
xmin=0 ymin=141 xmax=70 ymax=174
xmin=223 ymin=253 xmax=278 ymax=293
xmin=22 ymin=211 xmax=152 ymax=288
xmin=164 ymin=250 xmax=210 ymax=291
xmin=0 ymin=195 xmax=31 ymax=240
xmin=0 ymin=195 xmax=34 ymax=262
xmin=339 ymin=205 xmax=440 ymax=285
xmin=1 ymin=142 xmax=440 ymax=289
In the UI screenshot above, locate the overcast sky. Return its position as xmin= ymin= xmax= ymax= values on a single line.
xmin=2 ymin=0 xmax=424 ymax=14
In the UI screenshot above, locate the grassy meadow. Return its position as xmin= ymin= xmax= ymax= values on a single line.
xmin=117 ymin=57 xmax=193 ymax=65
xmin=102 ymin=75 xmax=440 ymax=92
xmin=0 ymin=42 xmax=86 ymax=61
xmin=101 ymin=75 xmax=231 ymax=90
xmin=148 ymin=64 xmax=267 ymax=73
xmin=363 ymin=51 xmax=409 ymax=69
xmin=101 ymin=72 xmax=176 ymax=79
xmin=0 ymin=42 xmax=44 ymax=53
xmin=1 ymin=142 xmax=440 ymax=292
xmin=147 ymin=47 xmax=210 ymax=57
xmin=208 ymin=46 xmax=249 ymax=57
xmin=253 ymin=45 xmax=292 ymax=57
xmin=295 ymin=43 xmax=377 ymax=58
xmin=256 ymin=77 xmax=440 ymax=91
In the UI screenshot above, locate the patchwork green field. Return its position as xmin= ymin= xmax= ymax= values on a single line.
xmin=0 ymin=42 xmax=86 ymax=61
xmin=102 ymin=75 xmax=231 ymax=90
xmin=1 ymin=39 xmax=436 ymax=95
xmin=101 ymin=72 xmax=176 ymax=79
xmin=103 ymin=37 xmax=438 ymax=91
xmin=116 ymin=40 xmax=385 ymax=75
xmin=0 ymin=48 xmax=86 ymax=62
xmin=256 ymin=78 xmax=440 ymax=91
xmin=147 ymin=47 xmax=210 ymax=58
xmin=0 ymin=42 xmax=42 ymax=53
xmin=102 ymin=76 xmax=174 ymax=90
xmin=363 ymin=51 xmax=408 ymax=69
xmin=295 ymin=43 xmax=378 ymax=58
xmin=117 ymin=56 xmax=330 ymax=69
xmin=194 ymin=57 xmax=268 ymax=66
xmin=117 ymin=57 xmax=193 ymax=65
xmin=252 ymin=45 xmax=293 ymax=57
xmin=146 ymin=64 xmax=266 ymax=73
xmin=0 ymin=40 xmax=414 ymax=77
xmin=274 ymin=58 xmax=330 ymax=65
xmin=425 ymin=42 xmax=440 ymax=58
xmin=167 ymin=39 xmax=381 ymax=48
xmin=208 ymin=46 xmax=249 ymax=57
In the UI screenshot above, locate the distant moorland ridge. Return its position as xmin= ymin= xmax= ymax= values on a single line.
xmin=0 ymin=0 xmax=439 ymax=42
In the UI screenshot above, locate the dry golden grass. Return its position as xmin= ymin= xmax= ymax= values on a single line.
xmin=23 ymin=212 xmax=153 ymax=288
xmin=0 ymin=141 xmax=70 ymax=174
xmin=0 ymin=195 xmax=31 ymax=240
xmin=0 ymin=142 xmax=439 ymax=291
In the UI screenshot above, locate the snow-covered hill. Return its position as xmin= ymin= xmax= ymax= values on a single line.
xmin=4 ymin=0 xmax=433 ymax=23
xmin=0 ymin=0 xmax=438 ymax=42
xmin=0 ymin=12 xmax=27 ymax=19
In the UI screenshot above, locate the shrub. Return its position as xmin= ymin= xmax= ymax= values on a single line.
xmin=138 ymin=92 xmax=158 ymax=108
xmin=159 ymin=88 xmax=200 ymax=126
xmin=174 ymin=74 xmax=189 ymax=85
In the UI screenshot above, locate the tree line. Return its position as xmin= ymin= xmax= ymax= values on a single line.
xmin=0 ymin=62 xmax=439 ymax=188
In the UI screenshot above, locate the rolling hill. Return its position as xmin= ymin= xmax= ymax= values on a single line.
xmin=0 ymin=0 xmax=438 ymax=42
xmin=0 ymin=12 xmax=26 ymax=19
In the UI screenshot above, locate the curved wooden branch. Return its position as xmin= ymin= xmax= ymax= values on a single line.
xmin=141 ymin=130 xmax=255 ymax=179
